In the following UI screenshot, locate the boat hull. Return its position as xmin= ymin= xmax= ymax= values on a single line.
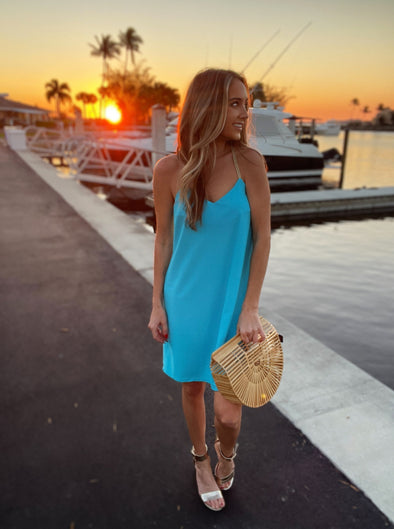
xmin=265 ymin=154 xmax=323 ymax=191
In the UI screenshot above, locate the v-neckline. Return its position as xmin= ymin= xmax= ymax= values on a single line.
xmin=206 ymin=178 xmax=243 ymax=204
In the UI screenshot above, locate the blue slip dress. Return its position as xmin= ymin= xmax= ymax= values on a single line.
xmin=163 ymin=149 xmax=253 ymax=390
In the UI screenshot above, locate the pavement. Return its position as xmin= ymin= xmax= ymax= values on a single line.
xmin=1 ymin=143 xmax=393 ymax=529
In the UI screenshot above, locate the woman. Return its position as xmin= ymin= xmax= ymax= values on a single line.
xmin=148 ymin=68 xmax=271 ymax=511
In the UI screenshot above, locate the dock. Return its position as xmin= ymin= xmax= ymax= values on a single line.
xmin=146 ymin=186 xmax=394 ymax=225
xmin=1 ymin=144 xmax=393 ymax=528
xmin=271 ymin=187 xmax=394 ymax=224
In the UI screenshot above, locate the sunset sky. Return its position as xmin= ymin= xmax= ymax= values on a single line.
xmin=1 ymin=0 xmax=393 ymax=121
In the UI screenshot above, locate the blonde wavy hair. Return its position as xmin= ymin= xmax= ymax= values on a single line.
xmin=177 ymin=68 xmax=249 ymax=230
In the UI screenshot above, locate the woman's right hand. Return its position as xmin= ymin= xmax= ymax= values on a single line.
xmin=148 ymin=305 xmax=169 ymax=344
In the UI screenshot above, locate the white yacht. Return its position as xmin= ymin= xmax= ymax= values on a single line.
xmin=248 ymin=101 xmax=323 ymax=190
xmin=315 ymin=120 xmax=341 ymax=136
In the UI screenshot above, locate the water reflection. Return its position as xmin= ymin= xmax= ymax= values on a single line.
xmin=262 ymin=216 xmax=394 ymax=389
xmin=319 ymin=131 xmax=394 ymax=189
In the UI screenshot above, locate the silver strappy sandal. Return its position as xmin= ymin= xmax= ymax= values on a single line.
xmin=191 ymin=445 xmax=225 ymax=511
xmin=214 ymin=439 xmax=239 ymax=491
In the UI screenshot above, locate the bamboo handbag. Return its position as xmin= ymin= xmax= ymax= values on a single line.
xmin=210 ymin=317 xmax=283 ymax=408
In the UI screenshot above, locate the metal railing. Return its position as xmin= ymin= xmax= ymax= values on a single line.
xmin=25 ymin=126 xmax=167 ymax=193
xmin=63 ymin=138 xmax=164 ymax=191
xmin=25 ymin=126 xmax=81 ymax=161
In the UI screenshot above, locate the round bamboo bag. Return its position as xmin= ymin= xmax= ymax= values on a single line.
xmin=210 ymin=317 xmax=283 ymax=408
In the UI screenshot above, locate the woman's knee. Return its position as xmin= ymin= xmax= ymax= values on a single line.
xmin=215 ymin=407 xmax=242 ymax=432
xmin=182 ymin=381 xmax=205 ymax=401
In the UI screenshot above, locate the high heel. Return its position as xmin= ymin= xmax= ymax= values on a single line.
xmin=214 ymin=439 xmax=238 ymax=491
xmin=191 ymin=445 xmax=225 ymax=511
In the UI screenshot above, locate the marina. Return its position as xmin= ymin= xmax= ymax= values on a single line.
xmin=5 ymin=117 xmax=394 ymax=226
xmin=3 ymin=145 xmax=393 ymax=526
xmin=3 ymin=1 xmax=394 ymax=526
xmin=9 ymin=101 xmax=327 ymax=194
xmin=2 ymin=113 xmax=394 ymax=526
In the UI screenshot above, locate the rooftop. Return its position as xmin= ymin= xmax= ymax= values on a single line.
xmin=0 ymin=94 xmax=49 ymax=115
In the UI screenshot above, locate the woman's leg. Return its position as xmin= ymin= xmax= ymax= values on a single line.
xmin=214 ymin=391 xmax=242 ymax=486
xmin=182 ymin=382 xmax=207 ymax=454
xmin=182 ymin=382 xmax=225 ymax=510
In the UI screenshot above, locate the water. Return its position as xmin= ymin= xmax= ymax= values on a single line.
xmin=262 ymin=217 xmax=394 ymax=390
xmin=319 ymin=130 xmax=394 ymax=189
xmin=262 ymin=131 xmax=394 ymax=390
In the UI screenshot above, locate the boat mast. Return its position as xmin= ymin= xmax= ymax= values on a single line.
xmin=240 ymin=29 xmax=280 ymax=74
xmin=258 ymin=21 xmax=312 ymax=82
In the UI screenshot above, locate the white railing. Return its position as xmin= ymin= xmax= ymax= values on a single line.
xmin=25 ymin=126 xmax=83 ymax=160
xmin=63 ymin=138 xmax=164 ymax=191
xmin=24 ymin=126 xmax=169 ymax=193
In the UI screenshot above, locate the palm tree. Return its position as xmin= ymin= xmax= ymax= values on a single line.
xmin=152 ymin=82 xmax=180 ymax=112
xmin=75 ymin=91 xmax=90 ymax=118
xmin=163 ymin=86 xmax=180 ymax=112
xmin=350 ymin=98 xmax=360 ymax=120
xmin=89 ymin=34 xmax=121 ymax=87
xmin=87 ymin=93 xmax=98 ymax=118
xmin=97 ymin=85 xmax=113 ymax=118
xmin=45 ymin=79 xmax=72 ymax=117
xmin=377 ymin=103 xmax=385 ymax=111
xmin=89 ymin=35 xmax=120 ymax=118
xmin=75 ymin=92 xmax=98 ymax=118
xmin=119 ymin=27 xmax=143 ymax=75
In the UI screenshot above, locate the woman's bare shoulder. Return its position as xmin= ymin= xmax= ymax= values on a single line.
xmin=236 ymin=146 xmax=267 ymax=181
xmin=238 ymin=145 xmax=265 ymax=167
xmin=153 ymin=154 xmax=182 ymax=197
xmin=154 ymin=154 xmax=183 ymax=176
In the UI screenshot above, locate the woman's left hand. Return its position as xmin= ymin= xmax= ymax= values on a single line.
xmin=237 ymin=308 xmax=265 ymax=344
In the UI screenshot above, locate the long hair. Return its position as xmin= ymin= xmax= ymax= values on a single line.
xmin=177 ymin=68 xmax=249 ymax=230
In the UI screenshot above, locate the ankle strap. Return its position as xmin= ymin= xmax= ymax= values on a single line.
xmin=191 ymin=444 xmax=208 ymax=462
xmin=217 ymin=440 xmax=239 ymax=461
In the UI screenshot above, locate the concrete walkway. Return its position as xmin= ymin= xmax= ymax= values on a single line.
xmin=1 ymin=144 xmax=393 ymax=529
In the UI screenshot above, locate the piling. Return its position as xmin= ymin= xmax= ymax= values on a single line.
xmin=151 ymin=104 xmax=166 ymax=167
xmin=339 ymin=128 xmax=350 ymax=188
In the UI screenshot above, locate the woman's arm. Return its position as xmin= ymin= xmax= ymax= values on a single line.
xmin=148 ymin=156 xmax=177 ymax=343
xmin=237 ymin=150 xmax=271 ymax=344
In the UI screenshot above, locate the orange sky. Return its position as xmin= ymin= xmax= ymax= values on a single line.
xmin=1 ymin=0 xmax=393 ymax=122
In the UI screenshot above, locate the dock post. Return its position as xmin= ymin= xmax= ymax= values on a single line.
xmin=4 ymin=127 xmax=27 ymax=150
xmin=339 ymin=128 xmax=350 ymax=188
xmin=151 ymin=104 xmax=166 ymax=167
xmin=311 ymin=118 xmax=315 ymax=142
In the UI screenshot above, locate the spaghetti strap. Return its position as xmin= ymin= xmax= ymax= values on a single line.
xmin=231 ymin=146 xmax=242 ymax=180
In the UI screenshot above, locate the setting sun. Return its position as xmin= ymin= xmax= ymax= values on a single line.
xmin=105 ymin=104 xmax=122 ymax=124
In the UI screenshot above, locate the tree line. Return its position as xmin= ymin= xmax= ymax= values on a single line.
xmin=349 ymin=99 xmax=389 ymax=121
xmin=44 ymin=27 xmax=180 ymax=124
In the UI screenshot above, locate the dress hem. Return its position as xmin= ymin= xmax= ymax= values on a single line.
xmin=162 ymin=368 xmax=218 ymax=392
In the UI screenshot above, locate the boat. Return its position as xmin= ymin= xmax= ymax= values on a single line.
xmin=315 ymin=120 xmax=341 ymax=136
xmin=102 ymin=100 xmax=324 ymax=195
xmin=248 ymin=100 xmax=323 ymax=191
